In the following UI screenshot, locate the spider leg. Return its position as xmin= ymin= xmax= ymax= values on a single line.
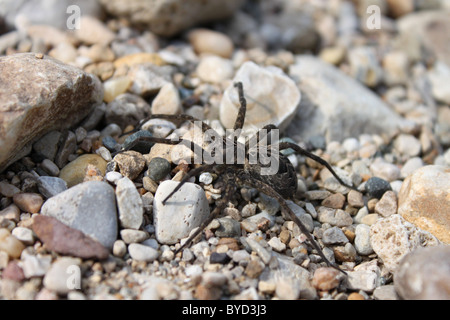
xmin=174 ymin=179 xmax=235 ymax=255
xmin=278 ymin=141 xmax=356 ymax=191
xmin=232 ymin=82 xmax=247 ymax=132
xmin=245 ymin=124 xmax=278 ymax=151
xmin=240 ymin=172 xmax=347 ymax=275
xmin=161 ymin=163 xmax=215 ymax=205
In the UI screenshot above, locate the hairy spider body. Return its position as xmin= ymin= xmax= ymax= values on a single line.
xmin=122 ymin=82 xmax=353 ymax=274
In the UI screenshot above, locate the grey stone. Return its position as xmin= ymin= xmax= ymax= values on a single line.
xmin=116 ymin=177 xmax=144 ymax=230
xmin=40 ymin=181 xmax=118 ymax=249
xmin=354 ymin=224 xmax=373 ymax=255
xmin=128 ymin=243 xmax=159 ymax=262
xmin=322 ymin=226 xmax=349 ymax=245
xmin=287 ymin=55 xmax=413 ymax=143
xmin=394 ymin=246 xmax=450 ymax=300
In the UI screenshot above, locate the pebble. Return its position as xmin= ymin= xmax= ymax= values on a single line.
xmin=37 ymin=176 xmax=67 ymax=198
xmin=151 ymin=82 xmax=182 ymax=115
xmin=374 ymin=191 xmax=398 ymax=217
xmin=128 ymin=243 xmax=159 ymax=262
xmin=275 ymin=277 xmax=300 ymax=300
xmin=74 ymin=16 xmax=115 ymax=45
xmin=147 ymin=157 xmax=172 ymax=182
xmin=43 ymin=257 xmax=81 ymax=295
xmin=245 ymin=238 xmax=272 ymax=265
xmin=54 ymin=131 xmax=77 ymax=168
xmin=11 ymin=227 xmax=34 ymax=245
xmin=196 ymin=55 xmax=234 ymax=84
xmin=373 ymin=285 xmax=399 ymax=300
xmin=394 ymin=246 xmax=450 ymax=300
xmin=153 ymin=180 xmax=210 ymax=244
xmin=32 ymin=215 xmax=109 ymax=260
xmin=199 ymin=172 xmax=213 ymax=185
xmin=127 ymin=64 xmax=171 ymax=97
xmin=113 ymin=53 xmax=166 ymax=69
xmin=317 ymin=207 xmax=353 ymax=227
xmin=400 ymin=157 xmax=424 ymax=179
xmin=103 ymin=76 xmax=132 ymax=103
xmin=369 ymin=158 xmax=400 ymax=182
xmin=141 ymin=119 xmax=176 ymax=139
xmin=321 ymin=193 xmax=346 ymax=209
xmin=188 ymin=28 xmax=234 ymax=58
xmin=210 ymin=252 xmax=230 ymax=265
xmin=120 ymin=229 xmax=148 ymax=244
xmin=122 ymin=130 xmax=154 ymax=154
xmin=0 ymin=204 xmax=20 ymax=222
xmin=365 ymin=177 xmax=392 ymax=199
xmin=105 ymin=93 xmax=151 ymax=130
xmin=267 ymin=237 xmax=286 ymax=252
xmin=393 ymin=134 xmax=422 ymax=157
xmin=12 ymin=193 xmax=43 ymax=214
xmin=0 ymin=228 xmax=25 ymax=258
xmin=398 ymin=165 xmax=450 ymax=243
xmin=116 ymin=177 xmax=144 ymax=230
xmin=312 ymin=267 xmax=341 ymax=291
xmin=220 ymin=61 xmax=301 ymax=136
xmin=215 ymin=217 xmax=241 ymax=238
xmin=112 ymin=240 xmax=127 ymax=258
xmin=322 ymin=226 xmax=349 ymax=245
xmin=346 ymin=270 xmax=379 ymax=292
xmin=40 ymin=181 xmax=118 ymax=249
xmin=59 ymin=154 xmax=107 ymax=188
xmin=354 ymin=224 xmax=373 ymax=255
xmin=0 ymin=181 xmax=21 ymax=197
xmin=113 ymin=150 xmax=146 ymax=181
xmin=370 ymin=214 xmax=440 ymax=273
xmin=347 ymin=190 xmax=364 ymax=208
xmin=32 ymin=131 xmax=61 ymax=161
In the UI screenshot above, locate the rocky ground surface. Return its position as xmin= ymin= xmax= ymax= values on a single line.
xmin=0 ymin=0 xmax=449 ymax=300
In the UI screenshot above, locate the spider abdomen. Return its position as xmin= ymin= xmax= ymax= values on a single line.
xmin=246 ymin=154 xmax=297 ymax=199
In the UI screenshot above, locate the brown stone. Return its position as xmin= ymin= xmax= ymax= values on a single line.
xmin=0 ymin=53 xmax=103 ymax=172
xmin=321 ymin=193 xmax=346 ymax=209
xmin=13 ymin=193 xmax=43 ymax=214
xmin=398 ymin=165 xmax=450 ymax=243
xmin=312 ymin=267 xmax=341 ymax=291
xmin=32 ymin=215 xmax=109 ymax=260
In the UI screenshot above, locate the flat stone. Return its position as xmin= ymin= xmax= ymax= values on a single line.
xmin=394 ymin=246 xmax=450 ymax=300
xmin=398 ymin=165 xmax=450 ymax=244
xmin=12 ymin=193 xmax=43 ymax=213
xmin=115 ymin=177 xmax=144 ymax=230
xmin=0 ymin=53 xmax=103 ymax=172
xmin=287 ymin=55 xmax=412 ymax=143
xmin=322 ymin=226 xmax=349 ymax=245
xmin=32 ymin=215 xmax=109 ymax=260
xmin=317 ymin=207 xmax=353 ymax=227
xmin=153 ymin=180 xmax=210 ymax=244
xmin=40 ymin=181 xmax=118 ymax=249
xmin=128 ymin=243 xmax=159 ymax=262
xmin=374 ymin=191 xmax=398 ymax=218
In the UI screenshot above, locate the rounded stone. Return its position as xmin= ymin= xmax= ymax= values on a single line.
xmin=147 ymin=157 xmax=172 ymax=182
xmin=365 ymin=177 xmax=392 ymax=199
xmin=59 ymin=154 xmax=107 ymax=188
xmin=394 ymin=246 xmax=450 ymax=300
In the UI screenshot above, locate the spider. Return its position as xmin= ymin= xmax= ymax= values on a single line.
xmin=120 ymin=82 xmax=354 ymax=274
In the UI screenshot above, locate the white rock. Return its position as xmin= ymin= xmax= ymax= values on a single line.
xmin=128 ymin=243 xmax=159 ymax=262
xmin=354 ymin=224 xmax=373 ymax=255
xmin=393 ymin=134 xmax=421 ymax=157
xmin=43 ymin=257 xmax=81 ymax=294
xmin=11 ymin=227 xmax=34 ymax=245
xmin=370 ymin=158 xmax=400 ymax=182
xmin=428 ymin=61 xmax=450 ymax=104
xmin=196 ymin=55 xmax=234 ymax=83
xmin=268 ymin=237 xmax=286 ymax=252
xmin=20 ymin=254 xmax=52 ymax=278
xmin=370 ymin=214 xmax=440 ymax=273
xmin=116 ymin=177 xmax=144 ymax=229
xmin=400 ymin=157 xmax=424 ymax=179
xmin=219 ymin=61 xmax=301 ymax=137
xmin=153 ymin=180 xmax=210 ymax=244
xmin=287 ymin=55 xmax=413 ymax=143
xmin=151 ymin=82 xmax=181 ymax=115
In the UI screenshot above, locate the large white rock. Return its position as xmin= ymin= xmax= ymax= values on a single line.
xmin=219 ymin=61 xmax=301 ymax=138
xmin=153 ymin=180 xmax=210 ymax=244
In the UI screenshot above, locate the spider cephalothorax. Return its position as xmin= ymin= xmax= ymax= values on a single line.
xmin=120 ymin=82 xmax=354 ymax=274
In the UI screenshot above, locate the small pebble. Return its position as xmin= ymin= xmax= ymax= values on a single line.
xmin=128 ymin=243 xmax=159 ymax=262
xmin=120 ymin=229 xmax=148 ymax=244
xmin=112 ymin=240 xmax=127 ymax=258
xmin=113 ymin=150 xmax=146 ymax=180
xmin=43 ymin=257 xmax=81 ymax=294
xmin=312 ymin=267 xmax=341 ymax=291
xmin=0 ymin=228 xmax=25 ymax=258
xmin=365 ymin=177 xmax=391 ymax=199
xmin=322 ymin=226 xmax=349 ymax=245
xmin=13 ymin=193 xmax=43 ymax=213
xmin=374 ymin=191 xmax=398 ymax=217
xmin=37 ymin=176 xmax=68 ymax=199
xmin=11 ymin=227 xmax=34 ymax=245
xmin=122 ymin=130 xmax=154 ymax=154
xmin=116 ymin=177 xmax=144 ymax=229
xmin=210 ymin=252 xmax=230 ymax=264
xmin=147 ymin=157 xmax=172 ymax=182
xmin=354 ymin=224 xmax=373 ymax=255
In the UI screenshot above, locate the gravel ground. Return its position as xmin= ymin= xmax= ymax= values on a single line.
xmin=0 ymin=0 xmax=449 ymax=301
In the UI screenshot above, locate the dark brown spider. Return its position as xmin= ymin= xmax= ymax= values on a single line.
xmin=121 ymin=82 xmax=354 ymax=274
